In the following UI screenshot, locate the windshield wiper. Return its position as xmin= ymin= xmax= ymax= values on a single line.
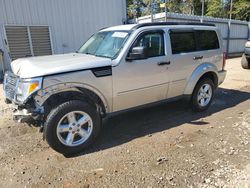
xmin=80 ymin=52 xmax=94 ymax=55
xmin=95 ymin=54 xmax=111 ymax=59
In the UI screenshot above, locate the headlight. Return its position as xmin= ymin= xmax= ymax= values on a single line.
xmin=16 ymin=77 xmax=43 ymax=102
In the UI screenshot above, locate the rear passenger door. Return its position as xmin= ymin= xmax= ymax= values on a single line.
xmin=167 ymin=29 xmax=221 ymax=99
xmin=167 ymin=29 xmax=200 ymax=98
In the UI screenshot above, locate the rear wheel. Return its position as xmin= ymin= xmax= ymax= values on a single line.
xmin=44 ymin=100 xmax=101 ymax=155
xmin=191 ymin=78 xmax=214 ymax=112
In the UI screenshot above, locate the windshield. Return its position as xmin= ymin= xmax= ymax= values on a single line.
xmin=78 ymin=31 xmax=130 ymax=59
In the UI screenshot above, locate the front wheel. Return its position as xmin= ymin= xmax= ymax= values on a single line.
xmin=44 ymin=100 xmax=101 ymax=155
xmin=191 ymin=78 xmax=215 ymax=112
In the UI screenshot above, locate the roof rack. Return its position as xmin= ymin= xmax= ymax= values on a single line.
xmin=132 ymin=22 xmax=216 ymax=30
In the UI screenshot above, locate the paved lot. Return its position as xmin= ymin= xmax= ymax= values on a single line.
xmin=0 ymin=57 xmax=249 ymax=188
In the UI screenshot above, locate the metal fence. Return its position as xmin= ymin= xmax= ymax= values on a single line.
xmin=136 ymin=12 xmax=250 ymax=56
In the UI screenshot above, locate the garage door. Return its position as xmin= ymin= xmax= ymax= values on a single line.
xmin=5 ymin=26 xmax=52 ymax=60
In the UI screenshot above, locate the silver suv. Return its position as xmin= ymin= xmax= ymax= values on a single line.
xmin=3 ymin=22 xmax=227 ymax=155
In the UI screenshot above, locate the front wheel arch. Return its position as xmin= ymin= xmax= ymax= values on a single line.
xmin=42 ymin=89 xmax=106 ymax=119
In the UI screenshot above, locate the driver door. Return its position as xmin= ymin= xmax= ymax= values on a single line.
xmin=112 ymin=30 xmax=170 ymax=111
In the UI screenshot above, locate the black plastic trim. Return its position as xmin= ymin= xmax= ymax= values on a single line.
xmin=91 ymin=66 xmax=112 ymax=77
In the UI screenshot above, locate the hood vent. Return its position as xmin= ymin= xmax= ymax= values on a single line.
xmin=91 ymin=66 xmax=112 ymax=77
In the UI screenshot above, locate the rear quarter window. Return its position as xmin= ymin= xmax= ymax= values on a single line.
xmin=197 ymin=30 xmax=220 ymax=50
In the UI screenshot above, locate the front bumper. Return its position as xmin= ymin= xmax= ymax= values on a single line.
xmin=9 ymin=102 xmax=44 ymax=123
xmin=218 ymin=70 xmax=227 ymax=85
xmin=3 ymin=71 xmax=44 ymax=123
xmin=12 ymin=105 xmax=33 ymax=123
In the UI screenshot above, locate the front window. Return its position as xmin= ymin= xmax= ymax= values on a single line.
xmin=131 ymin=31 xmax=165 ymax=58
xmin=78 ymin=31 xmax=129 ymax=59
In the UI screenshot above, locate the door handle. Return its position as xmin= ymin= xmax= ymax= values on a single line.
xmin=193 ymin=56 xmax=203 ymax=60
xmin=158 ymin=61 xmax=171 ymax=66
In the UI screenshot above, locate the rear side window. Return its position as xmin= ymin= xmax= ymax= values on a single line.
xmin=197 ymin=30 xmax=219 ymax=50
xmin=170 ymin=32 xmax=196 ymax=54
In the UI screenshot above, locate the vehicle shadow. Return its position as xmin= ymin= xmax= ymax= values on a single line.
xmin=67 ymin=87 xmax=250 ymax=158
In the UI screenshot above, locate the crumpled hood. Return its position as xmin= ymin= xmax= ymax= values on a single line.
xmin=11 ymin=53 xmax=112 ymax=78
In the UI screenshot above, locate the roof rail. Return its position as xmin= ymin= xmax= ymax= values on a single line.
xmin=132 ymin=22 xmax=216 ymax=30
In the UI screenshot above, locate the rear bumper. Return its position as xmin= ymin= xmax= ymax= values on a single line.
xmin=218 ymin=70 xmax=227 ymax=85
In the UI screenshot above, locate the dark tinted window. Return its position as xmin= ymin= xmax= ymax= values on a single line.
xmin=198 ymin=30 xmax=219 ymax=50
xmin=170 ymin=32 xmax=196 ymax=54
xmin=132 ymin=32 xmax=165 ymax=58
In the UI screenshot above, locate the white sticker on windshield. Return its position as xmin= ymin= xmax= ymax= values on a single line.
xmin=112 ymin=32 xmax=128 ymax=38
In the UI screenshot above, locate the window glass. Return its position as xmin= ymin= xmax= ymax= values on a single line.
xmin=198 ymin=30 xmax=219 ymax=50
xmin=78 ymin=31 xmax=129 ymax=59
xmin=170 ymin=32 xmax=196 ymax=54
xmin=132 ymin=32 xmax=165 ymax=58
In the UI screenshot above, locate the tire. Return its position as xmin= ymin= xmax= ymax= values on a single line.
xmin=191 ymin=78 xmax=215 ymax=112
xmin=241 ymin=54 xmax=250 ymax=69
xmin=44 ymin=100 xmax=101 ymax=155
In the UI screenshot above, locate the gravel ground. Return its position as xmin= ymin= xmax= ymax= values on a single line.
xmin=0 ymin=57 xmax=249 ymax=188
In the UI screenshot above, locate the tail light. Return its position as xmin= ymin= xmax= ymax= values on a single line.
xmin=222 ymin=52 xmax=226 ymax=70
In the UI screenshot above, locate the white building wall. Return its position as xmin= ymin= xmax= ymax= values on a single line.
xmin=0 ymin=0 xmax=127 ymax=78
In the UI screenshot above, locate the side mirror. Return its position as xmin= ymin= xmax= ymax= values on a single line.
xmin=126 ymin=46 xmax=147 ymax=61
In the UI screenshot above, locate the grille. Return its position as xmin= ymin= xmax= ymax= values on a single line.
xmin=4 ymin=73 xmax=18 ymax=101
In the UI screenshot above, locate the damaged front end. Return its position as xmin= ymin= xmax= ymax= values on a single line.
xmin=12 ymin=101 xmax=44 ymax=124
xmin=3 ymin=71 xmax=44 ymax=124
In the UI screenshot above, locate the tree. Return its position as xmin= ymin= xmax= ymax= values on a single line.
xmin=127 ymin=0 xmax=250 ymax=21
xmin=206 ymin=0 xmax=250 ymax=21
xmin=206 ymin=0 xmax=228 ymax=18
xmin=193 ymin=0 xmax=208 ymax=16
xmin=231 ymin=0 xmax=250 ymax=21
xmin=165 ymin=0 xmax=182 ymax=13
xmin=127 ymin=0 xmax=148 ymax=19
xmin=127 ymin=0 xmax=163 ymax=19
